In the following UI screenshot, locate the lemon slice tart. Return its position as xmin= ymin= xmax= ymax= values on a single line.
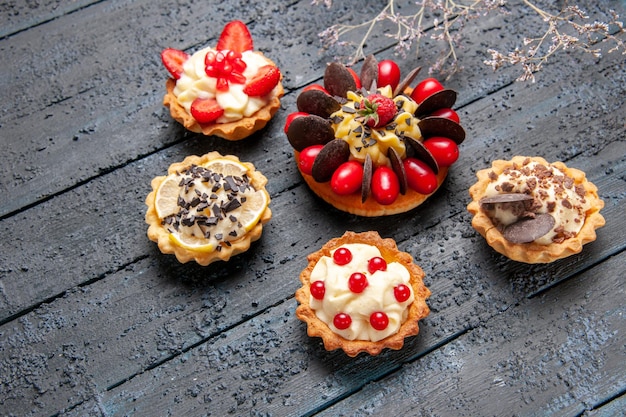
xmin=145 ymin=152 xmax=272 ymax=265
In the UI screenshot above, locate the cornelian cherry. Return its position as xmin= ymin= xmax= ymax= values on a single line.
xmin=371 ymin=166 xmax=400 ymax=205
xmin=411 ymin=77 xmax=444 ymax=103
xmin=423 ymin=137 xmax=459 ymax=167
xmin=333 ymin=247 xmax=352 ymax=265
xmin=403 ymin=157 xmax=438 ymax=195
xmin=310 ymin=280 xmax=325 ymax=300
xmin=331 ymin=161 xmax=363 ymax=195
xmin=370 ymin=312 xmax=389 ymax=331
xmin=285 ymin=111 xmax=308 ymax=134
xmin=394 ymin=284 xmax=411 ymax=302
xmin=333 ymin=313 xmax=352 ymax=330
xmin=430 ymin=108 xmax=460 ymax=124
xmin=368 ymin=256 xmax=387 ymax=274
xmin=348 ymin=272 xmax=368 ymax=293
xmin=298 ymin=145 xmax=323 ymax=176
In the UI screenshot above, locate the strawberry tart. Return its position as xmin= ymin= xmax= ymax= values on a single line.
xmin=295 ymin=231 xmax=431 ymax=356
xmin=161 ymin=20 xmax=284 ymax=140
xmin=285 ymin=55 xmax=466 ymax=216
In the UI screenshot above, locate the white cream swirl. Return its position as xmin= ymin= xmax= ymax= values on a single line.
xmin=309 ymin=243 xmax=414 ymax=342
xmin=173 ymin=47 xmax=277 ymax=123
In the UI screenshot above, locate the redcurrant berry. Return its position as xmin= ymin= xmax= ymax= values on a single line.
xmin=348 ymin=272 xmax=368 ymax=293
xmin=368 ymin=256 xmax=387 ymax=274
xmin=333 ymin=313 xmax=352 ymax=330
xmin=310 ymin=280 xmax=325 ymax=300
xmin=394 ymin=284 xmax=411 ymax=302
xmin=333 ymin=247 xmax=352 ymax=265
xmin=370 ymin=311 xmax=389 ymax=331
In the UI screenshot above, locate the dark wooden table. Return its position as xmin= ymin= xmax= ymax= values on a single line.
xmin=1 ymin=1 xmax=625 ymax=416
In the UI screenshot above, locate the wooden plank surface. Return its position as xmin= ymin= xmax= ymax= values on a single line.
xmin=0 ymin=0 xmax=624 ymax=416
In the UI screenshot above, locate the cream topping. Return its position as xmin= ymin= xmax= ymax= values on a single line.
xmin=484 ymin=160 xmax=590 ymax=244
xmin=309 ymin=243 xmax=414 ymax=342
xmin=161 ymin=164 xmax=262 ymax=251
xmin=330 ymin=85 xmax=421 ymax=167
xmin=173 ymin=47 xmax=276 ymax=123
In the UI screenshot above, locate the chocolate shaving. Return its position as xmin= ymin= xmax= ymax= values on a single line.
xmin=502 ymin=213 xmax=556 ymax=244
xmin=480 ymin=193 xmax=534 ymax=205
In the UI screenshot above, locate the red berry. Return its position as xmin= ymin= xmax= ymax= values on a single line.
xmin=333 ymin=247 xmax=352 ymax=265
xmin=302 ymin=84 xmax=329 ymax=94
xmin=430 ymin=108 xmax=460 ymax=124
xmin=394 ymin=284 xmax=411 ymax=302
xmin=423 ymin=137 xmax=459 ymax=167
xmin=310 ymin=280 xmax=325 ymax=300
xmin=411 ymin=78 xmax=444 ymax=104
xmin=377 ymin=60 xmax=401 ymax=91
xmin=204 ymin=50 xmax=247 ymax=91
xmin=243 ymin=65 xmax=281 ymax=96
xmin=370 ymin=312 xmax=389 ymax=331
xmin=331 ymin=161 xmax=364 ymax=195
xmin=190 ymin=98 xmax=224 ymax=124
xmin=359 ymin=94 xmax=396 ymax=128
xmin=298 ymin=145 xmax=323 ymax=176
xmin=403 ymin=157 xmax=438 ymax=195
xmin=371 ymin=166 xmax=400 ymax=205
xmin=348 ymin=272 xmax=368 ymax=293
xmin=368 ymin=256 xmax=387 ymax=274
xmin=333 ymin=313 xmax=352 ymax=330
xmin=161 ymin=48 xmax=189 ymax=80
xmin=346 ymin=67 xmax=362 ymax=89
xmin=285 ymin=111 xmax=308 ymax=134
xmin=216 ymin=20 xmax=254 ymax=53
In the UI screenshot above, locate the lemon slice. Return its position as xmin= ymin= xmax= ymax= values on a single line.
xmin=169 ymin=232 xmax=216 ymax=253
xmin=155 ymin=175 xmax=182 ymax=219
xmin=204 ymin=158 xmax=249 ymax=178
xmin=235 ymin=190 xmax=269 ymax=231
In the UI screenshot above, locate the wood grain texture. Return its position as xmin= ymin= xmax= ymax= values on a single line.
xmin=0 ymin=0 xmax=624 ymax=416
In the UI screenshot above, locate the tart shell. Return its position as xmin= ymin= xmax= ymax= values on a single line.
xmin=295 ymin=231 xmax=431 ymax=357
xmin=295 ymin=151 xmax=449 ymax=217
xmin=145 ymin=152 xmax=272 ymax=265
xmin=467 ymin=156 xmax=605 ymax=264
xmin=163 ymin=54 xmax=284 ymax=140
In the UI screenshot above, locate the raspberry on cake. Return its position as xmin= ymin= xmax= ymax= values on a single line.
xmin=285 ymin=55 xmax=466 ymax=216
xmin=161 ymin=20 xmax=284 ymax=140
xmin=467 ymin=156 xmax=605 ymax=263
xmin=295 ymin=231 xmax=431 ymax=357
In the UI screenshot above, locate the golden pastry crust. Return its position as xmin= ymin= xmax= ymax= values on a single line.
xmin=467 ymin=156 xmax=605 ymax=263
xmin=163 ymin=54 xmax=284 ymax=140
xmin=295 ymin=231 xmax=431 ymax=357
xmin=145 ymin=152 xmax=272 ymax=265
xmin=295 ymin=151 xmax=448 ymax=217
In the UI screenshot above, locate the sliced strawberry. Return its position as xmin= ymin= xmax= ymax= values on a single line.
xmin=161 ymin=48 xmax=189 ymax=80
xmin=243 ymin=65 xmax=281 ymax=97
xmin=190 ymin=98 xmax=224 ymax=124
xmin=216 ymin=20 xmax=253 ymax=53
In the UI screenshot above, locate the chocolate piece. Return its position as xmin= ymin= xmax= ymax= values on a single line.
xmin=479 ymin=193 xmax=534 ymax=206
xmin=417 ymin=116 xmax=466 ymax=144
xmin=415 ymin=89 xmax=458 ymax=117
xmin=360 ymin=55 xmax=378 ymax=92
xmin=404 ymin=136 xmax=439 ymax=174
xmin=296 ymin=89 xmax=341 ymax=118
xmin=503 ymin=213 xmax=556 ymax=244
xmin=324 ymin=62 xmax=357 ymax=98
xmin=393 ymin=66 xmax=422 ymax=97
xmin=287 ymin=114 xmax=335 ymax=151
xmin=311 ymin=139 xmax=351 ymax=183
xmin=361 ymin=154 xmax=372 ymax=203
xmin=388 ymin=147 xmax=407 ymax=195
